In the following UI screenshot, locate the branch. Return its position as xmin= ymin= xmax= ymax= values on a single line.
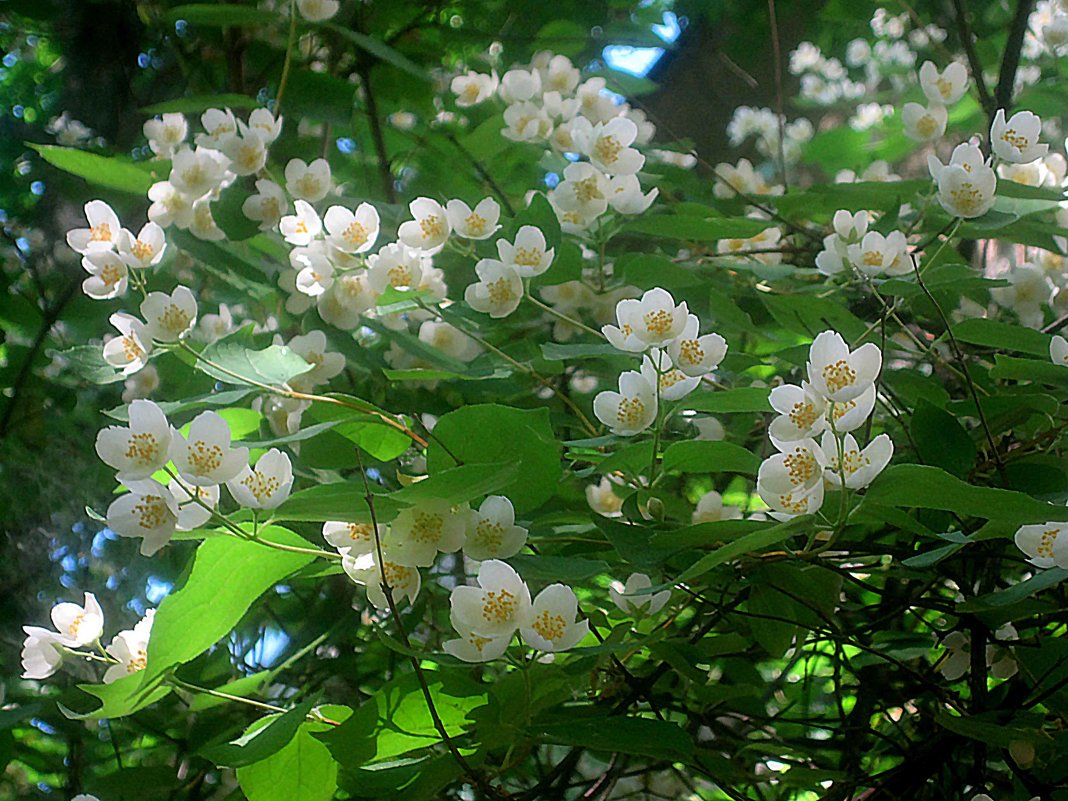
xmin=994 ymin=0 xmax=1037 ymax=114
xmin=358 ymin=64 xmax=397 ymax=204
xmin=950 ymin=0 xmax=995 ymax=117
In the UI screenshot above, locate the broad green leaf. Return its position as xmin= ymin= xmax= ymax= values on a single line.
xmin=540 ymin=342 xmax=624 ymax=360
xmin=661 ymin=441 xmax=760 ymax=475
xmin=197 ymin=335 xmax=311 ymax=387
xmin=55 ymin=345 xmax=127 ymax=384
xmin=316 ymin=671 xmax=487 ymax=766
xmin=59 ymin=673 xmax=171 ymax=721
xmin=273 ymin=482 xmax=401 ymax=523
xmin=141 ymin=94 xmax=261 ymax=115
xmin=864 ymin=465 xmax=1068 ymax=522
xmin=237 ymin=719 xmax=340 ymax=801
xmin=675 ymin=518 xmax=809 ymax=582
xmin=391 ymin=462 xmax=519 ymax=506
xmin=623 ymin=214 xmax=772 ymax=241
xmin=990 ymin=355 xmax=1068 ymax=385
xmin=140 ymin=526 xmax=316 ymax=685
xmin=104 ymin=389 xmax=252 ymax=422
xmin=956 ymin=568 xmax=1068 ymax=611
xmin=683 ymin=387 xmax=772 ymax=413
xmin=909 ymin=399 xmax=976 ymax=477
xmin=952 ymin=318 xmax=1052 ymax=357
xmin=201 ymin=700 xmax=315 ymax=767
xmin=748 ymin=584 xmax=797 ymax=657
xmin=509 ymin=555 xmax=609 ymax=581
xmin=324 ymin=24 xmax=430 ymax=81
xmin=29 ymin=144 xmax=157 ymax=195
xmin=533 ymin=716 xmax=694 ymax=760
xmin=164 ymin=4 xmax=277 ymax=26
xmin=426 ymin=405 xmax=563 ymax=513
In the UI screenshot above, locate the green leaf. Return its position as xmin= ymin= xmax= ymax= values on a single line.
xmin=237 ymin=719 xmax=339 ymax=801
xmin=661 ymin=441 xmax=760 ymax=475
xmin=952 ymin=318 xmax=1052 ymax=357
xmin=990 ymin=355 xmax=1068 ymax=385
xmin=623 ymin=214 xmax=772 ymax=242
xmin=956 ymin=568 xmax=1068 ymax=611
xmin=141 ymin=94 xmax=262 ymax=115
xmin=426 ymin=405 xmax=562 ymax=513
xmin=683 ymin=387 xmax=772 ymax=413
xmin=317 ymin=671 xmax=487 ymax=767
xmin=324 ymin=24 xmax=430 ymax=81
xmin=163 ymin=4 xmax=278 ymax=26
xmin=140 ymin=526 xmax=316 ymax=685
xmin=533 ymin=716 xmax=694 ymax=760
xmin=863 ymin=465 xmax=1068 ymax=522
xmin=59 ymin=674 xmax=171 ymax=721
xmin=28 ymin=143 xmax=157 ymax=195
xmin=104 ymin=389 xmax=252 ymax=422
xmin=748 ymin=585 xmax=798 ymax=657
xmin=675 ymin=518 xmax=809 ymax=583
xmin=540 ymin=342 xmax=623 ymax=361
xmin=509 ymin=555 xmax=609 ymax=581
xmin=201 ymin=701 xmax=315 ymax=767
xmin=391 ymin=462 xmax=519 ymax=506
xmin=55 ymin=345 xmax=127 ymax=384
xmin=909 ymin=399 xmax=976 ymax=477
xmin=197 ymin=334 xmax=311 ymax=387
xmin=213 ymin=184 xmax=262 ymax=241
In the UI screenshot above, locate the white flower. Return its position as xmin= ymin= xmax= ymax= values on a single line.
xmin=918 ymin=61 xmax=968 ymax=105
xmin=81 ymin=251 xmax=128 ymax=300
xmin=603 ymin=287 xmax=689 ymax=352
xmin=593 ymin=370 xmax=658 ymax=436
xmin=939 ymin=630 xmax=971 ymax=680
xmin=296 ymin=0 xmax=339 ymax=21
xmin=993 ymin=262 xmax=1052 ymax=327
xmin=291 ymin=247 xmax=334 ymax=297
xmin=122 ymin=366 xmax=159 ymax=402
xmin=846 ymin=230 xmax=910 ymax=277
xmin=286 ymin=329 xmax=343 ymax=390
xmin=757 ymin=439 xmax=827 ymax=518
xmin=103 ymin=312 xmax=153 ymax=375
xmin=451 ymin=71 xmax=497 ymax=107
xmin=323 ymin=520 xmax=384 ymax=557
xmin=390 ymin=500 xmax=467 ymax=567
xmin=323 ymin=203 xmax=380 ymax=253
xmin=398 ymin=197 xmax=451 ymax=254
xmin=717 ymin=226 xmax=783 ymax=265
xmin=51 ymin=592 xmax=104 ymax=647
xmin=66 ymin=200 xmax=121 ymax=254
xmin=243 ymin=179 xmax=289 ymax=231
xmin=21 ymin=627 xmax=64 ymax=679
xmin=499 ymin=68 xmax=542 ymax=103
xmin=446 ymin=198 xmax=501 ymax=240
xmin=247 ymin=107 xmax=283 ymax=143
xmin=606 ymin=174 xmax=658 ymax=215
xmin=713 ymin=158 xmax=781 ymax=198
xmin=692 ymin=491 xmax=743 ymax=524
xmin=189 ymin=198 xmax=226 ymax=242
xmin=578 ymin=117 xmax=645 ymax=175
xmin=342 ymin=548 xmax=421 ymax=609
xmin=227 ymin=448 xmax=294 ymax=510
xmin=820 ymin=431 xmax=893 ymax=489
xmin=95 ymin=399 xmax=172 ymax=480
xmin=937 ymin=162 xmax=997 ymax=219
xmin=169 ymin=410 xmax=249 ymax=486
xmin=692 ymin=416 xmax=725 ymax=441
xmin=450 ymin=559 xmax=533 ymax=638
xmin=521 ymin=584 xmax=589 ymax=652
xmin=463 ymin=495 xmax=527 ymax=561
xmin=641 ymin=351 xmax=700 ymax=401
xmin=1051 ymin=334 xmax=1068 ymax=366
xmin=815 ymin=234 xmax=848 ymax=277
xmin=103 ymin=609 xmax=155 ymax=684
xmin=991 ymin=108 xmax=1048 ymax=163
xmin=465 ymin=259 xmax=524 ymax=318
xmin=806 ymin=331 xmax=882 ymax=403
xmin=665 ymin=314 xmax=727 ymax=377
xmin=501 ymin=101 xmax=552 ymax=142
xmin=171 ymin=479 xmax=220 ymax=531
xmin=148 ymin=181 xmax=195 ymax=229
xmin=141 ymin=286 xmax=197 ymax=341
xmin=196 ymin=108 xmax=237 ymax=148
xmin=769 ymin=382 xmax=828 ymax=443
xmin=117 ymin=221 xmax=167 ymax=270
xmin=586 ymin=476 xmax=624 ymax=518
xmin=106 ymin=479 xmax=180 ymax=556
xmin=143 ymin=113 xmax=188 ymax=158
xmin=418 ymin=319 xmax=481 ymax=362
xmin=495 ymin=225 xmax=554 ymax=278
xmin=285 ymin=158 xmax=332 ymax=202
xmin=318 ymin=273 xmax=376 ymax=329
xmin=366 ymin=242 xmax=427 ymax=293
xmin=540 ymin=53 xmax=581 ymax=95
xmin=220 ymin=128 xmax=268 ymax=176
xmin=825 ymin=384 xmax=877 ymax=433
xmin=927 ymin=140 xmax=987 ymax=181
xmin=553 ymin=162 xmax=610 ymax=218
xmin=280 ymin=199 xmax=323 ymax=246
xmin=1015 ymin=521 xmax=1068 ymax=568
xmin=169 ymin=146 xmax=227 ymax=198
xmin=610 ymin=572 xmax=671 ymax=616
xmin=902 ymin=102 xmax=947 ymax=142
xmin=443 ymin=616 xmax=512 ymax=663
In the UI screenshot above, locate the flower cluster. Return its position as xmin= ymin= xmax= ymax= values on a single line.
xmin=21 ymin=592 xmax=155 ymax=685
xmin=97 ymin=401 xmax=292 ymax=555
xmin=757 ymin=331 xmax=892 ymax=519
xmin=816 ymin=210 xmax=910 ymax=279
xmin=595 ymin=288 xmax=727 ymax=435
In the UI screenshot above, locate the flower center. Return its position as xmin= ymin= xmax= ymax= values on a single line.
xmin=1000 ymin=128 xmax=1030 ymax=151
xmin=917 ymin=115 xmax=937 ymax=138
xmin=1037 ymin=528 xmax=1060 ymax=558
xmin=124 ymin=432 xmax=160 ymax=465
xmin=949 ymin=183 xmax=983 ymax=215
xmin=134 ymin=494 xmax=171 ymax=529
xmin=131 ymin=239 xmax=155 ymax=262
xmin=387 ymin=265 xmax=414 ymax=288
xmin=531 ymin=609 xmax=568 ymax=642
xmin=573 ymin=176 xmax=603 ymax=203
xmin=594 ymin=134 xmax=623 ymax=165
xmin=789 ymin=401 xmax=818 ymax=430
xmin=159 ymin=304 xmax=191 ymax=337
xmin=410 ymin=511 xmax=444 ymax=543
xmin=821 ymin=359 xmax=857 ymax=394
xmin=473 ymin=519 xmax=505 ymax=551
xmin=643 ymin=309 xmax=674 ymax=336
xmin=783 ymin=446 xmax=819 ymax=485
xmin=679 ymin=339 xmax=704 ymax=366
xmin=464 ymin=212 xmax=488 ymax=236
xmin=241 ymin=469 xmax=281 ymax=502
xmin=187 ymin=440 xmax=223 ymax=475
xmin=419 ymin=214 xmax=445 ymax=240
xmin=481 ymin=588 xmax=517 ymax=624
xmin=90 ymin=222 xmax=113 ymax=242
xmin=616 ymin=396 xmax=646 ymax=427
xmin=487 ymin=276 xmax=515 ymax=305
xmin=343 ymin=220 xmax=368 ymax=247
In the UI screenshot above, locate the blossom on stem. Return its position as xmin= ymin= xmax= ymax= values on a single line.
xmin=342 ymin=548 xmax=422 ymax=609
xmin=819 ymin=431 xmax=893 ymax=489
xmin=450 ymin=559 xmax=533 ymax=638
xmin=285 ymin=158 xmax=332 ymax=202
xmin=103 ymin=312 xmax=153 ymax=375
xmin=446 ymin=198 xmax=501 ymax=240
xmin=51 ymin=592 xmax=105 ymax=647
xmin=805 ymin=331 xmax=882 ymax=403
xmin=463 ymin=495 xmax=528 ymax=561
xmin=21 ymin=627 xmax=64 ymax=679
xmin=665 ymin=314 xmax=727 ymax=377
xmin=323 ymin=203 xmax=380 ymax=253
xmin=141 ymin=286 xmax=198 ymax=341
xmin=593 ymin=370 xmax=658 ymax=436
xmin=169 ymin=411 xmax=249 ymax=486
xmin=390 ymin=500 xmax=468 ymax=567
xmin=902 ymin=102 xmax=947 ymax=142
xmin=398 ymin=197 xmax=451 ymax=254
xmin=95 ymin=399 xmax=172 ymax=480
xmin=991 ymin=109 xmax=1048 ymax=163
xmin=1015 ymin=522 xmax=1068 ymax=568
xmin=67 ymin=200 xmax=121 ymax=254
xmin=106 ymin=479 xmax=180 ymax=556
xmin=81 ymin=251 xmax=129 ymax=300
xmin=603 ymin=288 xmax=689 ymax=352
xmin=918 ymin=61 xmax=968 ymax=105
xmin=610 ymin=572 xmax=671 ymax=616
xmin=465 ymin=259 xmax=524 ymax=318
xmin=521 ymin=584 xmax=589 ymax=652
xmin=103 ymin=609 xmax=155 ymax=684
xmin=227 ymin=448 xmax=294 ymax=510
